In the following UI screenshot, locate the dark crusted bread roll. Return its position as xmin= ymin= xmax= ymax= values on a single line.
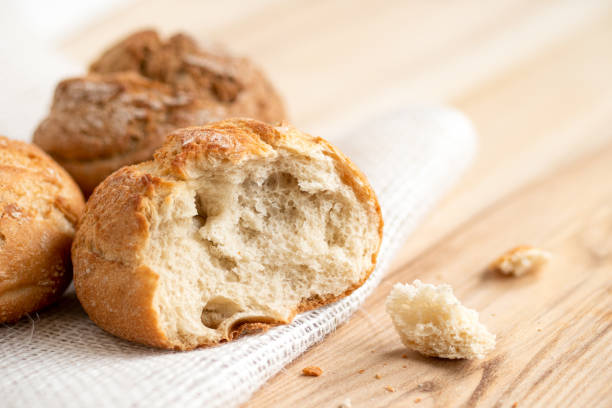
xmin=34 ymin=30 xmax=286 ymax=195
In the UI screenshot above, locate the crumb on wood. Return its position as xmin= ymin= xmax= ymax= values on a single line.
xmin=402 ymin=365 xmax=407 ymax=368
xmin=383 ymin=363 xmax=387 ymax=366
xmin=512 ymin=403 xmax=518 ymax=408
xmin=384 ymin=385 xmax=395 ymax=392
xmin=371 ymin=350 xmax=376 ymax=353
xmin=491 ymin=245 xmax=551 ymax=276
xmin=302 ymin=366 xmax=323 ymax=377
xmin=414 ymin=397 xmax=422 ymax=403
xmin=402 ymin=353 xmax=408 ymax=358
xmin=358 ymin=369 xmax=365 ymax=374
xmin=375 ymin=373 xmax=382 ymax=379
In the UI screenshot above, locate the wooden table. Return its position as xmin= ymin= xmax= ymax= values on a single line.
xmin=60 ymin=1 xmax=612 ymax=406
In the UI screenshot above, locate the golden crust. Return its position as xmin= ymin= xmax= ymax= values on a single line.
xmin=72 ymin=165 xmax=175 ymax=348
xmin=0 ymin=136 xmax=84 ymax=323
xmin=34 ymin=30 xmax=286 ymax=196
xmin=72 ymin=119 xmax=383 ymax=349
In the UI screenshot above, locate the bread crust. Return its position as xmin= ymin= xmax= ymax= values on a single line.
xmin=0 ymin=136 xmax=84 ymax=323
xmin=73 ymin=119 xmax=382 ymax=349
xmin=33 ymin=73 xmax=212 ymax=195
xmin=34 ymin=30 xmax=286 ymax=196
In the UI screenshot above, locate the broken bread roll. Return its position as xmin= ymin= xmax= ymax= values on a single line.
xmin=72 ymin=118 xmax=383 ymax=350
xmin=386 ymin=280 xmax=495 ymax=359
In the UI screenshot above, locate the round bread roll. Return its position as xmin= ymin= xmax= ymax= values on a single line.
xmin=0 ymin=136 xmax=84 ymax=323
xmin=72 ymin=119 xmax=383 ymax=350
xmin=34 ymin=30 xmax=286 ymax=196
xmin=89 ymin=30 xmax=284 ymax=114
xmin=33 ymin=72 xmax=221 ymax=196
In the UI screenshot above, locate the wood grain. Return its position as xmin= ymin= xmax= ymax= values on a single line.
xmin=55 ymin=0 xmax=612 ymax=406
xmin=246 ymin=4 xmax=612 ymax=408
xmin=251 ymin=143 xmax=612 ymax=407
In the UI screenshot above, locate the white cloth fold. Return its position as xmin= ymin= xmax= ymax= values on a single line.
xmin=0 ymin=107 xmax=476 ymax=408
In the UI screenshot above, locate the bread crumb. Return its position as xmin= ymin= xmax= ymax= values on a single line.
xmin=512 ymin=403 xmax=518 ymax=408
xmin=491 ymin=245 xmax=551 ymax=276
xmin=384 ymin=385 xmax=395 ymax=392
xmin=338 ymin=398 xmax=352 ymax=408
xmin=414 ymin=398 xmax=422 ymax=403
xmin=383 ymin=363 xmax=387 ymax=366
xmin=385 ymin=280 xmax=496 ymax=359
xmin=375 ymin=373 xmax=382 ymax=379
xmin=302 ymin=366 xmax=323 ymax=377
xmin=402 ymin=365 xmax=407 ymax=368
xmin=402 ymin=353 xmax=408 ymax=358
xmin=358 ymin=369 xmax=365 ymax=374
xmin=371 ymin=350 xmax=376 ymax=353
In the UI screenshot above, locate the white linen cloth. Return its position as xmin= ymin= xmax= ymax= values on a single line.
xmin=0 ymin=107 xmax=476 ymax=407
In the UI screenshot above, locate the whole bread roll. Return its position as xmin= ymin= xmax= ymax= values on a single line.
xmin=34 ymin=30 xmax=286 ymax=196
xmin=72 ymin=119 xmax=383 ymax=350
xmin=0 ymin=136 xmax=84 ymax=323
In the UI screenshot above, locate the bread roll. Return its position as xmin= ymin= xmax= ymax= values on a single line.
xmin=72 ymin=119 xmax=383 ymax=350
xmin=34 ymin=30 xmax=286 ymax=196
xmin=0 ymin=136 xmax=84 ymax=323
xmin=33 ymin=72 xmax=221 ymax=196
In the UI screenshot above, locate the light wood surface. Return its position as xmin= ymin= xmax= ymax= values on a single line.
xmin=58 ymin=1 xmax=612 ymax=406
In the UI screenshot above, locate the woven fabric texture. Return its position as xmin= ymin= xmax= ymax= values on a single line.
xmin=0 ymin=107 xmax=476 ymax=408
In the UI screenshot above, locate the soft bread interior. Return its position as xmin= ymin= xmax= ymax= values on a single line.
xmin=145 ymin=148 xmax=379 ymax=347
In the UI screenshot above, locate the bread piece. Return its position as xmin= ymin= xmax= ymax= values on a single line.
xmin=302 ymin=366 xmax=323 ymax=377
xmin=0 ymin=136 xmax=84 ymax=323
xmin=385 ymin=280 xmax=495 ymax=359
xmin=491 ymin=245 xmax=551 ymax=276
xmin=34 ymin=30 xmax=285 ymax=196
xmin=72 ymin=118 xmax=383 ymax=350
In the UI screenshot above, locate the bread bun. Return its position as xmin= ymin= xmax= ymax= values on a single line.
xmin=34 ymin=30 xmax=286 ymax=196
xmin=72 ymin=119 xmax=383 ymax=350
xmin=0 ymin=136 xmax=84 ymax=323
xmin=33 ymin=72 xmax=222 ymax=195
